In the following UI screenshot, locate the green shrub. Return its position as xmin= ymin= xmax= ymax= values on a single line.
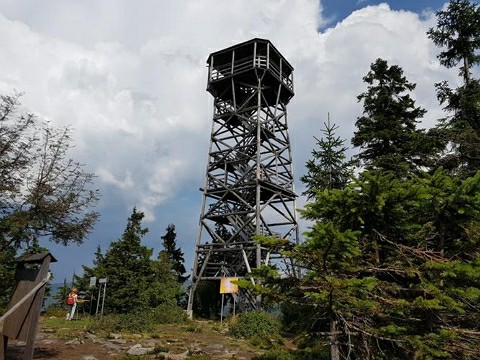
xmin=86 ymin=311 xmax=156 ymax=334
xmin=230 ymin=311 xmax=281 ymax=339
xmin=117 ymin=311 xmax=156 ymax=332
xmin=85 ymin=305 xmax=187 ymax=334
xmin=152 ymin=303 xmax=188 ymax=324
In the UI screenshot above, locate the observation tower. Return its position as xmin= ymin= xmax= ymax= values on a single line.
xmin=187 ymin=38 xmax=299 ymax=313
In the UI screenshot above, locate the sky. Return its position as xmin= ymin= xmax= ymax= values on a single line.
xmin=0 ymin=0 xmax=461 ymax=283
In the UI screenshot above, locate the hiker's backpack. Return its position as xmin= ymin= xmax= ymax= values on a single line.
xmin=66 ymin=295 xmax=75 ymax=305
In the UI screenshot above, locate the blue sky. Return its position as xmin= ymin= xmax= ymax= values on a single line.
xmin=0 ymin=0 xmax=460 ymax=284
xmin=321 ymin=0 xmax=447 ymax=24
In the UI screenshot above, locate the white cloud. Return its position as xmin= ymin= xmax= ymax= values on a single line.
xmin=0 ymin=0 xmax=460 ymax=278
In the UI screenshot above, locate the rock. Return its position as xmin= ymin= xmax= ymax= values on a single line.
xmin=108 ymin=333 xmax=122 ymax=339
xmin=85 ymin=333 xmax=98 ymax=340
xmin=207 ymin=343 xmax=224 ymax=350
xmin=65 ymin=338 xmax=81 ymax=345
xmin=82 ymin=356 xmax=98 ymax=360
xmin=127 ymin=346 xmax=154 ymax=356
xmin=102 ymin=342 xmax=123 ymax=351
xmin=109 ymin=338 xmax=127 ymax=344
xmin=144 ymin=340 xmax=156 ymax=347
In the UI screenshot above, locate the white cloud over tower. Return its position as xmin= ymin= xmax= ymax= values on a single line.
xmin=0 ymin=0 xmax=453 ymax=277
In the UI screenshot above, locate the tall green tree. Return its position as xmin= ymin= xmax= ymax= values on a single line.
xmin=352 ymin=59 xmax=431 ymax=176
xmin=300 ymin=115 xmax=356 ymax=200
xmin=0 ymin=92 xmax=99 ymax=309
xmin=160 ymin=224 xmax=188 ymax=283
xmin=145 ymin=251 xmax=184 ymax=308
xmin=427 ymin=0 xmax=480 ymax=84
xmin=252 ymin=170 xmax=480 ymax=359
xmin=95 ymin=208 xmax=154 ymax=313
xmin=427 ymin=0 xmax=480 ymax=177
xmin=77 ymin=209 xmax=184 ymax=314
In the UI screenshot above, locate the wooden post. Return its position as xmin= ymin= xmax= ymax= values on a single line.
xmin=0 ymin=252 xmax=56 ymax=360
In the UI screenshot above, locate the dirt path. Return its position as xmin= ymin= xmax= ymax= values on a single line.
xmin=4 ymin=322 xmax=263 ymax=359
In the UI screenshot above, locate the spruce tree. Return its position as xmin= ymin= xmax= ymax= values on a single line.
xmin=427 ymin=0 xmax=480 ymax=85
xmin=97 ymin=208 xmax=155 ymax=313
xmin=428 ymin=0 xmax=480 ymax=176
xmin=352 ymin=59 xmax=430 ymax=176
xmin=160 ymin=224 xmax=188 ymax=284
xmin=300 ymin=115 xmax=356 ymax=200
xmin=289 ymin=169 xmax=480 ymax=358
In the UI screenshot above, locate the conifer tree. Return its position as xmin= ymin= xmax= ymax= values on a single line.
xmin=428 ymin=0 xmax=480 ymax=176
xmin=144 ymin=251 xmax=184 ymax=308
xmin=251 ymin=170 xmax=480 ymax=358
xmin=53 ymin=278 xmax=70 ymax=309
xmin=300 ymin=115 xmax=356 ymax=200
xmin=96 ymin=208 xmax=155 ymax=313
xmin=352 ymin=59 xmax=431 ymax=176
xmin=427 ymin=0 xmax=480 ymax=85
xmin=160 ymin=224 xmax=188 ymax=284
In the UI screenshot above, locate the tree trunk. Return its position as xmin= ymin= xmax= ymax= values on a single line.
xmin=330 ymin=320 xmax=340 ymax=360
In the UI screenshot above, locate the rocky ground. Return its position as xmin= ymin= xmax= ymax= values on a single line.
xmin=4 ymin=319 xmax=265 ymax=359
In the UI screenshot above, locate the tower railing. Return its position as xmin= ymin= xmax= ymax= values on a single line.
xmin=209 ymin=54 xmax=294 ymax=93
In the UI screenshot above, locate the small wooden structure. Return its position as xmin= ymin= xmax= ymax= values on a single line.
xmin=0 ymin=252 xmax=56 ymax=360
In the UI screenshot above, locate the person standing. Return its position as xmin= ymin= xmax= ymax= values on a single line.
xmin=66 ymin=288 xmax=78 ymax=320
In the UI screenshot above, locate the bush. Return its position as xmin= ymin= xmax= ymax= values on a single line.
xmin=86 ymin=311 xmax=156 ymax=334
xmin=85 ymin=305 xmax=187 ymax=334
xmin=230 ymin=311 xmax=281 ymax=339
xmin=152 ymin=303 xmax=188 ymax=324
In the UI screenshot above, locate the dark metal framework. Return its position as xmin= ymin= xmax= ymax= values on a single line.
xmin=187 ymin=38 xmax=298 ymax=313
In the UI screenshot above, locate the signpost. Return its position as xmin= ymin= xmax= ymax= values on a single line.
xmin=95 ymin=278 xmax=107 ymax=316
xmin=219 ymin=277 xmax=239 ymax=324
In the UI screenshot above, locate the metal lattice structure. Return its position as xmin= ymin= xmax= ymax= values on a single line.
xmin=187 ymin=38 xmax=298 ymax=314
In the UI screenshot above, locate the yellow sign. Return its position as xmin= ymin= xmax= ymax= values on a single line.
xmin=220 ymin=277 xmax=239 ymax=294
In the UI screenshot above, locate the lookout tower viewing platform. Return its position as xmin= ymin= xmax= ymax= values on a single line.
xmin=207 ymin=38 xmax=294 ymax=105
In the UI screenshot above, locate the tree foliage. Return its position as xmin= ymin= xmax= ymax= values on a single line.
xmin=160 ymin=223 xmax=188 ymax=284
xmin=300 ymin=115 xmax=355 ymax=199
xmin=0 ymin=92 xmax=99 ymax=309
xmin=0 ymin=93 xmax=99 ymax=248
xmin=428 ymin=0 xmax=480 ymax=177
xmin=352 ymin=59 xmax=432 ymax=176
xmin=77 ymin=208 xmax=183 ymax=314
xmin=427 ymin=0 xmax=480 ymax=84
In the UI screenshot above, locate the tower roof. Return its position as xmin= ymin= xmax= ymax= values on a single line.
xmin=206 ymin=38 xmax=294 ymax=73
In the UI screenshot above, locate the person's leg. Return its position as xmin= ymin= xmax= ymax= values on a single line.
xmin=68 ymin=302 xmax=77 ymax=320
